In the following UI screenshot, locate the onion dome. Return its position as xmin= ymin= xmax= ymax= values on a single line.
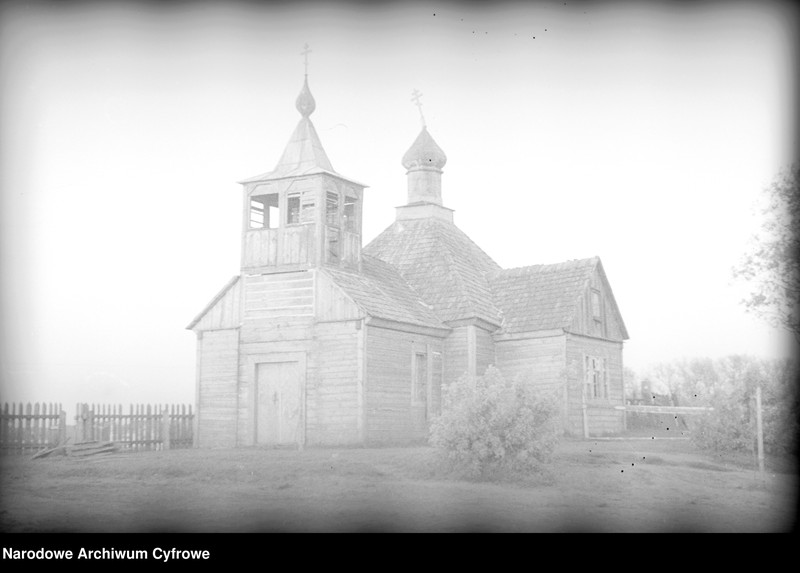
xmin=295 ymin=76 xmax=316 ymax=117
xmin=401 ymin=127 xmax=447 ymax=171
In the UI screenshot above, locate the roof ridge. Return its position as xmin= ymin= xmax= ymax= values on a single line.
xmin=321 ymin=259 xmax=444 ymax=328
xmin=490 ymin=256 xmax=599 ymax=277
xmin=362 ymin=254 xmax=438 ymax=314
xmin=435 ymin=218 xmax=501 ymax=272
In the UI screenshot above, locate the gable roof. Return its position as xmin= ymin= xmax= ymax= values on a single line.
xmin=323 ymin=255 xmax=447 ymax=330
xmin=364 ymin=217 xmax=502 ymax=326
xmin=488 ymin=257 xmax=602 ymax=335
xmin=186 ymin=275 xmax=240 ymax=330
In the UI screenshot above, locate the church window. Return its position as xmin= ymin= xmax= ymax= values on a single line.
xmin=343 ymin=194 xmax=357 ymax=232
xmin=584 ymin=356 xmax=608 ymax=400
xmin=326 ymin=192 xmax=340 ymax=226
xmin=287 ymin=192 xmax=316 ymax=225
xmin=287 ymin=194 xmax=300 ymax=224
xmin=591 ymin=289 xmax=605 ymax=337
xmin=249 ymin=193 xmax=279 ymax=229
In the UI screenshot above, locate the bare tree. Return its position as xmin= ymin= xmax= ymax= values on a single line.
xmin=733 ymin=164 xmax=800 ymax=342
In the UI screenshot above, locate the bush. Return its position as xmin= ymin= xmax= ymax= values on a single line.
xmin=688 ymin=383 xmax=755 ymax=454
xmin=686 ymin=357 xmax=798 ymax=458
xmin=429 ymin=366 xmax=560 ymax=478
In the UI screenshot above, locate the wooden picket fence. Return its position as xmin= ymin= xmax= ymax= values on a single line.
xmin=0 ymin=403 xmax=66 ymax=455
xmin=0 ymin=402 xmax=194 ymax=454
xmin=74 ymin=403 xmax=194 ymax=451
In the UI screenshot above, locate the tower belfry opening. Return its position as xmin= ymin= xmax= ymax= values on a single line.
xmin=237 ymin=50 xmax=366 ymax=273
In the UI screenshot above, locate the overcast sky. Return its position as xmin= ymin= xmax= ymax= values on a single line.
xmin=1 ymin=0 xmax=797 ymax=410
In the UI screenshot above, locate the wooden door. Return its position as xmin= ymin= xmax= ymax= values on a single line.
xmin=256 ymin=361 xmax=302 ymax=445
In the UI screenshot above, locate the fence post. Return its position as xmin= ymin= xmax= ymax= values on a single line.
xmin=59 ymin=409 xmax=67 ymax=444
xmin=161 ymin=408 xmax=171 ymax=450
xmin=755 ymin=385 xmax=765 ymax=475
xmin=77 ymin=404 xmax=85 ymax=442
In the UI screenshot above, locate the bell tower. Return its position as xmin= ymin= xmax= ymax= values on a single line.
xmin=238 ymin=53 xmax=366 ymax=274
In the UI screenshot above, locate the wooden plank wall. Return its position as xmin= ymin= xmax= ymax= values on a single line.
xmin=365 ymin=325 xmax=443 ymax=444
xmin=494 ymin=335 xmax=566 ymax=389
xmin=197 ymin=329 xmax=240 ymax=448
xmin=443 ymin=326 xmax=469 ymax=387
xmin=306 ymin=321 xmax=361 ymax=444
xmin=238 ymin=271 xmax=315 ymax=445
xmin=475 ymin=326 xmax=496 ymax=378
xmin=236 ymin=321 xmax=313 ymax=446
xmin=315 ymin=271 xmax=363 ymax=322
xmin=243 ymin=225 xmax=316 ymax=269
xmin=570 ymin=269 xmax=625 ymax=341
xmin=193 ymin=278 xmax=242 ymax=332
xmin=342 ymin=230 xmax=361 ymax=267
xmin=244 ymin=272 xmax=314 ymax=320
xmin=494 ymin=335 xmax=568 ymax=432
xmin=565 ymin=334 xmax=625 ymax=436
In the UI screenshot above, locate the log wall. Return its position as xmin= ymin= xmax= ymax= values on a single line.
xmin=565 ymin=333 xmax=625 ymax=436
xmin=365 ymin=325 xmax=443 ymax=444
xmin=196 ymin=329 xmax=240 ymax=448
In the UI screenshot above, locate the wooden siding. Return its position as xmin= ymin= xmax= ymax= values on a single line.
xmin=243 ymin=271 xmax=314 ymax=321
xmin=236 ymin=319 xmax=314 ymax=446
xmin=570 ymin=268 xmax=625 ymax=341
xmin=443 ymin=326 xmax=469 ymax=387
xmin=494 ymin=335 xmax=565 ymax=388
xmin=565 ymin=333 xmax=624 ymax=436
xmin=243 ymin=224 xmax=317 ymax=270
xmin=237 ymin=269 xmax=316 ymax=445
xmin=197 ymin=329 xmax=239 ymax=448
xmin=306 ymin=321 xmax=361 ymax=444
xmin=475 ymin=326 xmax=496 ymax=377
xmin=494 ymin=334 xmax=568 ymax=432
xmin=192 ymin=277 xmax=242 ymax=332
xmin=315 ymin=270 xmax=363 ymax=322
xmin=365 ymin=325 xmax=442 ymax=444
xmin=342 ymin=230 xmax=361 ymax=267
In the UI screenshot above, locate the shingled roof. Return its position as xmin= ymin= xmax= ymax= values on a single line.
xmin=488 ymin=257 xmax=599 ymax=334
xmin=364 ymin=217 xmax=502 ymax=326
xmin=323 ymin=255 xmax=447 ymax=330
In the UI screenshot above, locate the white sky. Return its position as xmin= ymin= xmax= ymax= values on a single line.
xmin=1 ymin=1 xmax=797 ymax=412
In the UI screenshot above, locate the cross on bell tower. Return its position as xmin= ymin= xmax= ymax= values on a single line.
xmin=301 ymin=43 xmax=312 ymax=76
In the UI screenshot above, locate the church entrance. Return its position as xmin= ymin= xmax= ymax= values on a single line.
xmin=256 ymin=361 xmax=302 ymax=446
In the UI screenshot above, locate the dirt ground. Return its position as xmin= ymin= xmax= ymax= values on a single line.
xmin=0 ymin=438 xmax=796 ymax=532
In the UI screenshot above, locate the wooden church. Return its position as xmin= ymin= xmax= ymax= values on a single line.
xmin=187 ymin=73 xmax=629 ymax=447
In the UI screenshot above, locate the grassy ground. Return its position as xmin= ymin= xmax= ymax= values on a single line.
xmin=0 ymin=438 xmax=795 ymax=532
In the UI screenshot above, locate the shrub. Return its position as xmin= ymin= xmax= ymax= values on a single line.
xmin=686 ymin=357 xmax=798 ymax=458
xmin=429 ymin=366 xmax=560 ymax=478
xmin=688 ymin=383 xmax=755 ymax=454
